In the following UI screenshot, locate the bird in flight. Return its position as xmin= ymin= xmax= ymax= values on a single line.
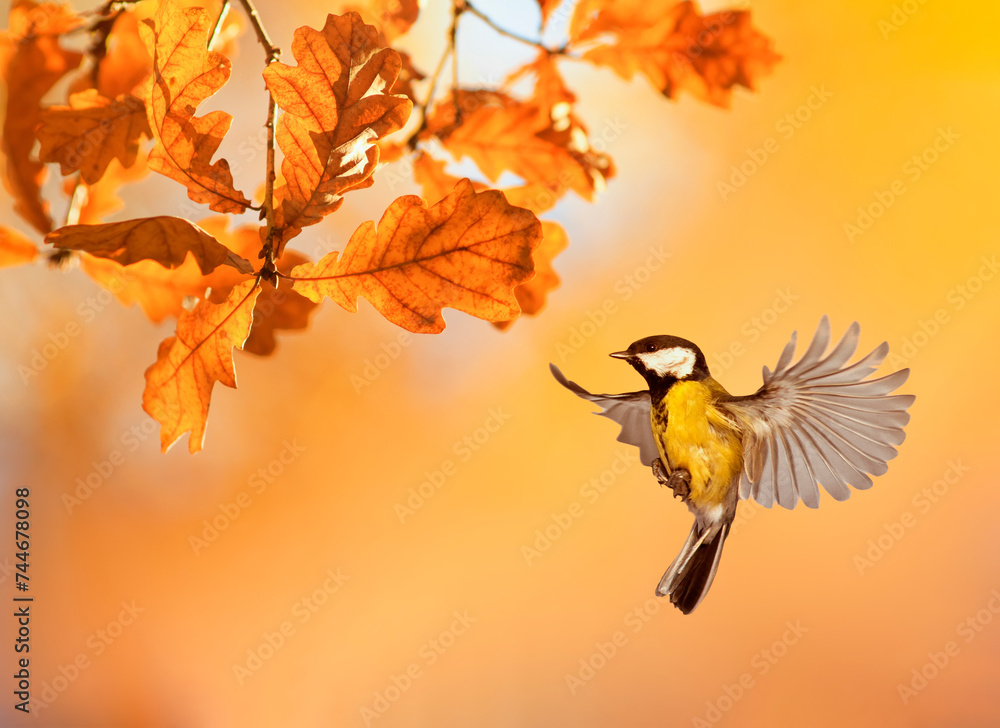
xmin=551 ymin=317 xmax=914 ymax=614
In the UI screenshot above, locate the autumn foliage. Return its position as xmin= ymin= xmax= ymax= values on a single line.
xmin=0 ymin=0 xmax=779 ymax=452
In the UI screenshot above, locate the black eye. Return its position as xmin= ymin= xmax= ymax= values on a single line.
xmin=646 ymin=343 xmax=657 ymax=352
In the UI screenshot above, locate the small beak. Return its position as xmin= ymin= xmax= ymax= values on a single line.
xmin=609 ymin=350 xmax=632 ymax=360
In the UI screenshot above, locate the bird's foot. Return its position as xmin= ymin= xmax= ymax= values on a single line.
xmin=652 ymin=459 xmax=692 ymax=501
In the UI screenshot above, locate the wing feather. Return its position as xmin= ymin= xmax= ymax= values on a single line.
xmin=550 ymin=364 xmax=659 ymax=466
xmin=723 ymin=316 xmax=913 ymax=509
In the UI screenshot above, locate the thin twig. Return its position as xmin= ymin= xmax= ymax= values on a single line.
xmin=235 ymin=0 xmax=281 ymax=279
xmin=450 ymin=2 xmax=462 ymax=127
xmin=405 ymin=35 xmax=454 ymax=149
xmin=463 ymin=1 xmax=567 ymax=55
xmin=207 ymin=0 xmax=231 ymax=51
xmin=260 ymin=93 xmax=278 ymax=276
xmin=237 ymin=0 xmax=280 ymax=63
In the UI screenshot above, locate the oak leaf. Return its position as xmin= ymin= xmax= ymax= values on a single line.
xmin=143 ymin=279 xmax=261 ymax=453
xmin=291 ymin=178 xmax=541 ymax=333
xmin=139 ymin=0 xmax=250 ymax=213
xmin=242 ymin=251 xmax=318 ymax=356
xmin=46 ymin=216 xmax=253 ymax=275
xmin=429 ymin=90 xmax=612 ymax=202
xmin=413 ymin=152 xmax=566 ymax=329
xmin=506 ymin=51 xmax=576 ymax=109
xmin=0 ymin=226 xmax=39 ymax=268
xmin=78 ymin=216 xmax=257 ymax=324
xmin=69 ymin=11 xmax=151 ymax=99
xmin=341 ymin=0 xmax=419 ymax=41
xmin=571 ymin=0 xmax=780 ymax=107
xmin=494 ymin=221 xmax=567 ymax=330
xmin=391 ymin=50 xmax=425 ymax=104
xmin=414 ymin=151 xmax=562 ymax=217
xmin=37 ymin=90 xmax=150 ymax=183
xmin=79 ymin=254 xmax=210 ymax=323
xmin=0 ymin=1 xmax=83 ymax=234
xmin=262 ymin=12 xmax=412 ymax=246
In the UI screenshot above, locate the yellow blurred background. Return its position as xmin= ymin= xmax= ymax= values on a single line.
xmin=2 ymin=0 xmax=1000 ymax=726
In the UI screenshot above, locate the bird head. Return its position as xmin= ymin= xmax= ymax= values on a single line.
xmin=610 ymin=335 xmax=710 ymax=386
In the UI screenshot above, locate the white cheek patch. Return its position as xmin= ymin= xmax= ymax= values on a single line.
xmin=638 ymin=347 xmax=696 ymax=378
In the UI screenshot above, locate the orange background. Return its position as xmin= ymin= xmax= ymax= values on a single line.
xmin=2 ymin=0 xmax=1000 ymax=726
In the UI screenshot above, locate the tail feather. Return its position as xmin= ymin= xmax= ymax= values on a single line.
xmin=657 ymin=522 xmax=730 ymax=614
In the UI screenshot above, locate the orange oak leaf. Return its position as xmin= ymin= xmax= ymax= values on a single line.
xmin=506 ymin=51 xmax=576 ymax=109
xmin=0 ymin=1 xmax=83 ymax=234
xmin=571 ymin=0 xmax=780 ymax=108
xmin=68 ymin=11 xmax=152 ymax=99
xmin=412 ymin=154 xmax=567 ymax=331
xmin=37 ymin=90 xmax=150 ymax=183
xmin=242 ymin=251 xmax=318 ymax=356
xmin=290 ymin=178 xmax=541 ymax=333
xmin=0 ymin=226 xmax=39 ymax=268
xmin=139 ymin=0 xmax=250 ymax=213
xmin=143 ymin=278 xmax=261 ymax=453
xmin=494 ymin=220 xmax=567 ymax=330
xmin=77 ymin=215 xmax=257 ymax=324
xmin=429 ymin=90 xmax=613 ymax=203
xmin=262 ymin=12 xmax=412 ymax=245
xmin=414 ymin=151 xmax=562 ymax=216
xmin=341 ymin=0 xmax=419 ymax=41
xmin=79 ymin=254 xmax=210 ymax=323
xmin=392 ymin=49 xmax=425 ymax=105
xmin=46 ymin=216 xmax=253 ymax=275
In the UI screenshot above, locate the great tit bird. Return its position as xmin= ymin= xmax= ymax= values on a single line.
xmin=551 ymin=317 xmax=914 ymax=614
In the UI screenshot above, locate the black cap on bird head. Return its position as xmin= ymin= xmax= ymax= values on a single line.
xmin=609 ymin=335 xmax=710 ymax=386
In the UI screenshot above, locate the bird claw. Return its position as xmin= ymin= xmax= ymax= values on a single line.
xmin=652 ymin=459 xmax=692 ymax=501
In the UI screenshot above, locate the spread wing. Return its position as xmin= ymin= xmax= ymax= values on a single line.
xmin=549 ymin=363 xmax=659 ymax=466
xmin=720 ymin=316 xmax=915 ymax=510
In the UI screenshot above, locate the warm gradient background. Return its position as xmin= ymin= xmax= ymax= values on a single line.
xmin=2 ymin=0 xmax=1000 ymax=726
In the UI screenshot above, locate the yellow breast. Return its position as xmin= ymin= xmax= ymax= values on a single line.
xmin=652 ymin=379 xmax=744 ymax=506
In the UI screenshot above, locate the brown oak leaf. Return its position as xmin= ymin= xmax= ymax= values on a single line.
xmin=139 ymin=0 xmax=250 ymax=213
xmin=290 ymin=178 xmax=541 ymax=333
xmin=0 ymin=226 xmax=39 ymax=268
xmin=571 ymin=0 xmax=780 ymax=108
xmin=143 ymin=279 xmax=261 ymax=453
xmin=37 ymin=90 xmax=150 ymax=183
xmin=0 ymin=1 xmax=83 ymax=234
xmin=46 ymin=216 xmax=253 ymax=275
xmin=262 ymin=12 xmax=412 ymax=248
